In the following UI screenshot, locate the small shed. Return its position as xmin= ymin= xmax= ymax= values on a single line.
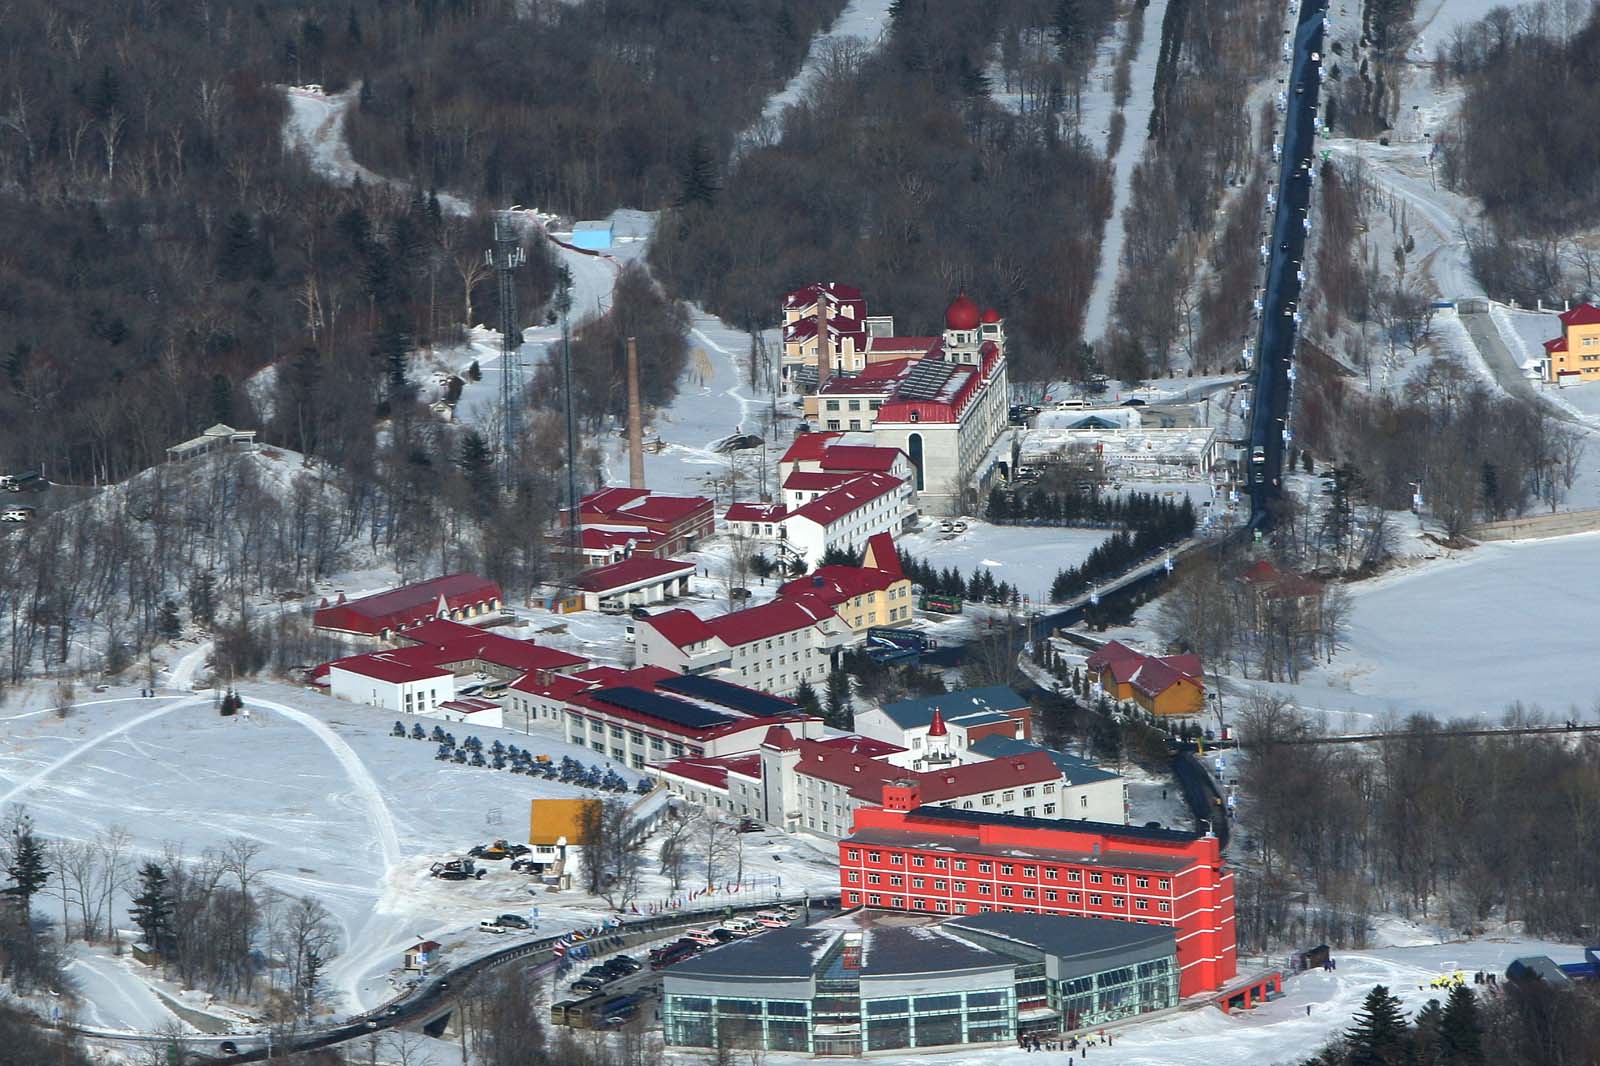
xmin=570 ymin=221 xmax=614 ymax=251
xmin=404 ymin=940 xmax=441 ymax=971
xmin=166 ymin=423 xmax=258 ymax=463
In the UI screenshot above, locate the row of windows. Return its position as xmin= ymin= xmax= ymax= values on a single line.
xmin=845 ymin=873 xmax=1173 ymax=910
xmin=842 ymin=891 xmax=1172 ymax=916
xmin=845 ymin=849 xmax=1171 ymax=891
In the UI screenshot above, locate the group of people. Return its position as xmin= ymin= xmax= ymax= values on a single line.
xmin=1019 ymin=1031 xmax=1114 ymax=1056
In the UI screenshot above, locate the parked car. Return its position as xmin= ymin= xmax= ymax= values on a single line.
xmin=609 ymin=955 xmax=642 ymax=972
xmin=218 ymin=1041 xmax=239 ymax=1055
xmin=479 ymin=920 xmax=507 ymax=934
xmin=683 ymin=928 xmax=719 ymax=946
xmin=497 ymin=914 xmax=531 ymax=929
xmin=570 ymin=978 xmax=607 ymax=994
xmin=708 ymin=928 xmax=739 ymax=944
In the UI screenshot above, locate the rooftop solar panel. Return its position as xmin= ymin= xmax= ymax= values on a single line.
xmin=590 ymin=686 xmax=736 ymax=730
xmin=897 ymin=357 xmax=956 ymax=401
xmin=659 ymin=674 xmax=796 ymax=718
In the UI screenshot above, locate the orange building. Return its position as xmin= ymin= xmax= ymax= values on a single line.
xmin=1542 ymin=303 xmax=1600 ymax=384
xmin=1085 ymin=641 xmax=1205 ymax=718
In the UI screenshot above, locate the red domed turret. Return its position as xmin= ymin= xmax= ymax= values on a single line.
xmin=945 ymin=292 xmax=980 ymax=331
xmin=980 ymin=307 xmax=1001 ymax=324
xmin=927 ymin=708 xmax=948 ymax=737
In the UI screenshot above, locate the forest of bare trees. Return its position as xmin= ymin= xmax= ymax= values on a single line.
xmin=345 ymin=0 xmax=848 ymax=218
xmin=650 ymin=0 xmax=1121 ymax=383
xmin=1235 ymin=696 xmax=1600 ymax=956
xmin=1104 ymin=0 xmax=1280 ymax=380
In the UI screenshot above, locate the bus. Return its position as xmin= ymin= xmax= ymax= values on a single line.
xmin=918 ymin=593 xmax=964 ymax=615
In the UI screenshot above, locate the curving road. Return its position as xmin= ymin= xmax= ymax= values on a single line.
xmin=1249 ymin=0 xmax=1329 ymax=526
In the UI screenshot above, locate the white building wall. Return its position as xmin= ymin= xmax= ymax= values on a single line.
xmin=328 ymin=666 xmax=452 ymax=714
xmin=426 ymin=705 xmax=504 ymax=729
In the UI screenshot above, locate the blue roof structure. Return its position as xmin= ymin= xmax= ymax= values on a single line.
xmin=878 ymin=686 xmax=1028 ymax=730
xmin=659 ymin=674 xmax=796 ymax=718
xmin=967 ymin=735 xmax=1121 ymax=785
xmin=589 ymin=686 xmax=734 ymax=730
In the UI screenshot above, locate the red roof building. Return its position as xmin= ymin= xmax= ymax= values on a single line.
xmin=631 ymin=595 xmax=849 ymax=697
xmin=572 ymin=489 xmax=714 ymax=556
xmin=504 ymin=663 xmax=825 ymax=767
xmin=839 ymin=806 xmax=1236 ymax=998
xmin=1086 ymin=640 xmax=1204 ymax=718
xmin=313 ymin=575 xmax=504 ymax=639
xmin=572 ymin=557 xmax=695 ymax=613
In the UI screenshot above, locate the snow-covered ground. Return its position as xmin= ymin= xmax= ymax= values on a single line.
xmin=895 ymin=519 xmax=1110 ymax=604
xmin=1082 ymin=0 xmax=1171 ymax=345
xmin=282 ymin=87 xmax=471 ymax=217
xmin=740 ymin=0 xmax=893 ymax=150
xmin=0 ymin=684 xmax=840 ymax=1023
xmin=1233 ymin=533 xmax=1600 ymax=729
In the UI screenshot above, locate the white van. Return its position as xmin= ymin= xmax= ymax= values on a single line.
xmin=720 ymin=918 xmax=761 ymax=936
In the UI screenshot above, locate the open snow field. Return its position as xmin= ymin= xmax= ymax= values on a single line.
xmin=0 ymin=684 xmax=840 ymax=1026
xmin=1231 ymin=533 xmax=1600 ymax=728
xmin=896 ymin=520 xmax=1110 ymax=604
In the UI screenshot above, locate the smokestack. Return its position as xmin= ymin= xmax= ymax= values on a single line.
xmin=814 ymin=286 xmax=832 ymax=389
xmin=626 ymin=336 xmax=646 ymax=489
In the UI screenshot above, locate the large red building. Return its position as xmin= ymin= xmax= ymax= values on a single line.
xmin=838 ymin=806 xmax=1235 ymax=998
xmin=312 ymin=575 xmax=504 ymax=640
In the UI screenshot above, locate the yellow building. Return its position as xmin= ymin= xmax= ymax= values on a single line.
xmin=529 ymin=798 xmax=602 ymax=848
xmin=1543 ymin=304 xmax=1600 ymax=384
xmin=776 ymin=532 xmax=914 ymax=634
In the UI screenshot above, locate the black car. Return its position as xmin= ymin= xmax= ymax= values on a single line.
xmin=497 ymin=914 xmax=531 ymax=929
xmin=613 ymin=954 xmax=641 ymax=968
xmin=709 ymin=928 xmax=739 ymax=943
xmin=219 ymin=1041 xmax=239 ymax=1055
xmin=582 ymin=966 xmax=613 ymax=981
xmin=570 ymin=978 xmax=606 ymax=994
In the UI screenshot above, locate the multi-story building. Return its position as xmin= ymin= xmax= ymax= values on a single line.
xmin=661 ymin=912 xmax=1180 ymax=1054
xmin=776 ymin=533 xmax=915 ymax=634
xmin=504 ymin=665 xmax=823 ymax=770
xmin=780 ymin=282 xmax=899 ymax=389
xmin=778 ymin=471 xmax=917 ymax=568
xmin=756 ymin=726 xmax=1069 ymax=839
xmin=632 ymin=596 xmax=851 ymax=695
xmin=838 ymin=806 xmax=1236 ymax=997
xmin=853 ymin=686 xmax=1034 ymax=766
xmin=1541 ymin=303 xmax=1600 ymax=384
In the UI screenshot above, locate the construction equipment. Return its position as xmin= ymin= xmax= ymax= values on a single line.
xmin=430 ymin=858 xmax=481 ymax=881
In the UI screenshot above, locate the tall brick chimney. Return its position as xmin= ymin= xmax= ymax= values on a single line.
xmin=626 ymin=336 xmax=646 ymax=489
xmin=814 ymin=285 xmax=832 ymax=389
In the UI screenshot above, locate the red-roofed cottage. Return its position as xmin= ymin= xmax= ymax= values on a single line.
xmin=1086 ymin=640 xmax=1205 ymax=718
xmin=313 ymin=575 xmax=504 ymax=640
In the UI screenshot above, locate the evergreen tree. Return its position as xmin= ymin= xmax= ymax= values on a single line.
xmin=1347 ymin=985 xmax=1407 ymax=1066
xmin=156 ymin=600 xmax=182 ymax=642
xmin=676 ymin=138 xmax=719 ymax=210
xmin=1439 ymin=985 xmax=1482 ymax=1065
xmin=209 ymin=373 xmax=234 ymax=425
xmin=794 ymin=679 xmax=822 ymax=718
xmin=824 ymin=669 xmax=852 ymax=729
xmin=128 ymin=863 xmax=173 ymax=954
xmin=1054 ymin=0 xmax=1085 ymax=64
xmin=217 ymin=212 xmax=259 ymax=282
xmin=457 ymin=430 xmax=497 ymax=515
xmin=188 ymin=569 xmax=217 ymax=628
xmin=6 ymin=828 xmax=50 ymax=914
